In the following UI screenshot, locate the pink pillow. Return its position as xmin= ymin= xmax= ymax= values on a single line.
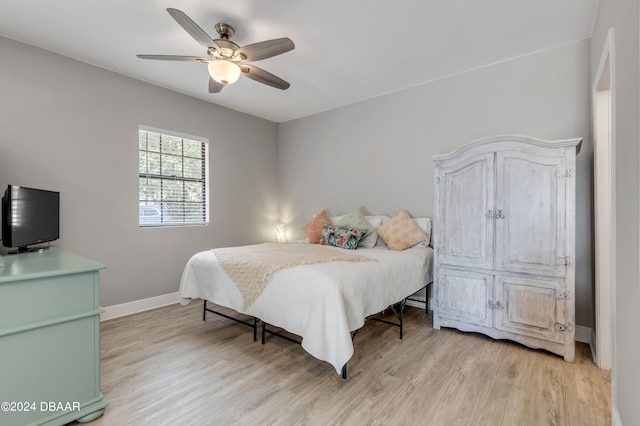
xmin=302 ymin=209 xmax=330 ymax=244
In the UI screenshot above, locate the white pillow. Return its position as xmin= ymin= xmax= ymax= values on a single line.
xmin=368 ymin=214 xmax=391 ymax=223
xmin=359 ymin=216 xmax=382 ymax=248
xmin=412 ymin=217 xmax=433 ymax=247
xmin=329 ymin=215 xmax=344 ymax=224
xmin=365 ymin=215 xmax=391 ymax=245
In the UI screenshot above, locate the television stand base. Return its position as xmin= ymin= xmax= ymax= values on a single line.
xmin=9 ymin=245 xmax=51 ymax=255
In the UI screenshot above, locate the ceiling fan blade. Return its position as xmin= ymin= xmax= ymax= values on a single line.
xmin=240 ymin=65 xmax=290 ymax=90
xmin=208 ymin=77 xmax=224 ymax=93
xmin=136 ymin=55 xmax=209 ymax=62
xmin=166 ymin=8 xmax=219 ymax=50
xmin=234 ymin=38 xmax=295 ymax=62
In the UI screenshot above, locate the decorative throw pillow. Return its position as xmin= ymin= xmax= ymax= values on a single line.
xmin=337 ymin=210 xmax=380 ymax=248
xmin=302 ymin=209 xmax=330 ymax=244
xmin=376 ymin=211 xmax=427 ymax=251
xmin=318 ymin=224 xmax=366 ymax=250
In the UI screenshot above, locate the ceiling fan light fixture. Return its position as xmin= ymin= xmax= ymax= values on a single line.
xmin=208 ymin=60 xmax=241 ymax=85
xmin=137 ymin=10 xmax=294 ymax=93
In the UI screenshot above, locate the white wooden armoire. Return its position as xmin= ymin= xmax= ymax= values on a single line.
xmin=431 ymin=135 xmax=582 ymax=362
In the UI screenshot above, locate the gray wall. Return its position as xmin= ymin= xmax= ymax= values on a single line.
xmin=0 ymin=36 xmax=279 ymax=306
xmin=278 ymin=39 xmax=593 ymax=327
xmin=591 ymin=1 xmax=640 ymax=424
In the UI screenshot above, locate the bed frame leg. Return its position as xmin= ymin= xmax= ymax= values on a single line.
xmin=261 ymin=321 xmax=266 ymax=344
xmin=400 ymin=301 xmax=404 ymax=340
xmin=391 ymin=298 xmax=407 ymax=340
xmin=253 ymin=318 xmax=258 ymax=342
xmin=202 ymin=300 xmax=207 ymax=321
xmin=342 ymin=364 xmax=347 ymax=379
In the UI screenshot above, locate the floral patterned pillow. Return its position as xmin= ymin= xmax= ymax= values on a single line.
xmin=318 ymin=224 xmax=366 ymax=250
xmin=336 ymin=210 xmax=380 ymax=248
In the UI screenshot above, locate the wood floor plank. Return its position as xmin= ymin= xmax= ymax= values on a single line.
xmin=79 ymin=301 xmax=611 ymax=426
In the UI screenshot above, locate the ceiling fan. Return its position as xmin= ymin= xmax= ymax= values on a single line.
xmin=137 ymin=8 xmax=295 ymax=93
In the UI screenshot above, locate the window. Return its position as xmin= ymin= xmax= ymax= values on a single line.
xmin=138 ymin=126 xmax=209 ymax=227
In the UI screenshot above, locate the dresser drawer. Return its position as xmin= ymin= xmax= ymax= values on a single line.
xmin=0 ymin=272 xmax=98 ymax=332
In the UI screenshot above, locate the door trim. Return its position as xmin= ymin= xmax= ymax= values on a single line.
xmin=592 ymin=28 xmax=616 ymax=371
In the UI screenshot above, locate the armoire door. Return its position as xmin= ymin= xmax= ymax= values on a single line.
xmin=494 ymin=151 xmax=567 ymax=277
xmin=436 ymin=267 xmax=494 ymax=328
xmin=494 ymin=274 xmax=567 ymax=344
xmin=436 ymin=153 xmax=494 ymax=270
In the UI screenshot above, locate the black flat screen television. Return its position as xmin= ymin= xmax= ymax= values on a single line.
xmin=1 ymin=185 xmax=60 ymax=253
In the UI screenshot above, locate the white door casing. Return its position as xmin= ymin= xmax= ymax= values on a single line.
xmin=592 ymin=28 xmax=615 ymax=371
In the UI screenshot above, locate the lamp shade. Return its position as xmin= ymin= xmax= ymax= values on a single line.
xmin=208 ymin=60 xmax=241 ymax=85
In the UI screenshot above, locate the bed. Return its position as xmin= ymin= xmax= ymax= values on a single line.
xmin=180 ymin=210 xmax=434 ymax=376
xmin=179 ymin=240 xmax=433 ymax=376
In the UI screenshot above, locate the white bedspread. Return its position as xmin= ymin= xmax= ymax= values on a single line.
xmin=179 ymin=243 xmax=433 ymax=374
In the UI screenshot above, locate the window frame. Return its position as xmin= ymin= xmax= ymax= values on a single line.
xmin=138 ymin=125 xmax=210 ymax=228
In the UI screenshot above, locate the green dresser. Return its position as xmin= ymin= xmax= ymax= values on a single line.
xmin=0 ymin=248 xmax=107 ymax=425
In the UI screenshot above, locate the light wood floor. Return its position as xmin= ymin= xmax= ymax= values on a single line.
xmin=84 ymin=301 xmax=611 ymax=426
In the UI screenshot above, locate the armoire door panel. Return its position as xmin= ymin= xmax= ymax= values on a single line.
xmin=495 ymin=152 xmax=566 ymax=277
xmin=495 ymin=275 xmax=565 ymax=344
xmin=438 ymin=153 xmax=494 ymax=270
xmin=436 ymin=268 xmax=493 ymax=328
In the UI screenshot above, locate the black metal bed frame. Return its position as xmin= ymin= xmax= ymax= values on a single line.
xmin=202 ymin=302 xmax=259 ymax=342
xmin=201 ymin=284 xmax=430 ymax=379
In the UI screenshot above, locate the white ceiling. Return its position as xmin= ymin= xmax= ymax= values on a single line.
xmin=0 ymin=1 xmax=598 ymax=123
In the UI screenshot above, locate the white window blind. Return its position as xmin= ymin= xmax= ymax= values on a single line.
xmin=138 ymin=127 xmax=209 ymax=227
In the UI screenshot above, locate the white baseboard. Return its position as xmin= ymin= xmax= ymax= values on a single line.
xmin=406 ymin=299 xmax=428 ymax=310
xmin=101 ymin=292 xmax=180 ymax=321
xmin=575 ymin=325 xmax=592 ymax=345
xmin=589 ymin=328 xmax=597 ymax=365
